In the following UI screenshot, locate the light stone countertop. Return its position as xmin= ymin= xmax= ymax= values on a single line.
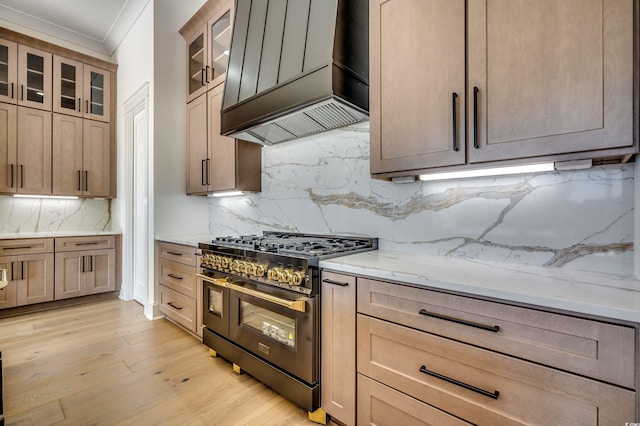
xmin=0 ymin=230 xmax=121 ymax=239
xmin=155 ymin=234 xmax=217 ymax=248
xmin=319 ymin=250 xmax=640 ymax=323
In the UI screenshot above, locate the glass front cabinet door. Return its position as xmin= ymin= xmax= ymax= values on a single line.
xmin=83 ymin=65 xmax=110 ymax=123
xmin=53 ymin=56 xmax=83 ymax=117
xmin=17 ymin=45 xmax=51 ymax=111
xmin=207 ymin=7 xmax=232 ymax=90
xmin=186 ymin=29 xmax=207 ymax=103
xmin=0 ymin=38 xmax=17 ymax=104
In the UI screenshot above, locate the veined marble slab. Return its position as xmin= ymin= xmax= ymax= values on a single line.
xmin=155 ymin=234 xmax=218 ymax=248
xmin=320 ymin=250 xmax=640 ymax=323
xmin=208 ymin=122 xmax=634 ymax=277
xmin=0 ymin=230 xmax=121 ymax=239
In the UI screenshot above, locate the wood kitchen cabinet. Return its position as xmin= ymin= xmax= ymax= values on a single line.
xmin=182 ymin=0 xmax=261 ymax=196
xmin=157 ymin=241 xmax=201 ymax=337
xmin=53 ymin=56 xmax=111 ymax=123
xmin=370 ymin=0 xmax=638 ymax=178
xmin=0 ymin=238 xmax=55 ymax=307
xmin=54 ymin=236 xmax=116 ymax=300
xmin=0 ymin=104 xmax=52 ymax=195
xmin=320 ymin=271 xmax=357 ymax=426
xmin=185 ymin=70 xmax=261 ymax=195
xmin=183 ymin=0 xmax=233 ymax=103
xmin=0 ymin=38 xmax=17 ymax=104
xmin=52 ymin=114 xmax=110 ymax=197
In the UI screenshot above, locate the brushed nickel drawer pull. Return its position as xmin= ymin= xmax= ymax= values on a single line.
xmin=420 ymin=365 xmax=499 ymax=400
xmin=419 ymin=309 xmax=500 ymax=333
xmin=167 ymin=251 xmax=183 ymax=256
xmin=167 ymin=273 xmax=183 ymax=280
xmin=167 ymin=302 xmax=183 ymax=310
xmin=322 ymin=278 xmax=349 ymax=287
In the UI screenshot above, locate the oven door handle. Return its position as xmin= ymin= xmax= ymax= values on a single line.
xmin=226 ymin=282 xmax=307 ymax=313
xmin=197 ymin=273 xmax=228 ymax=288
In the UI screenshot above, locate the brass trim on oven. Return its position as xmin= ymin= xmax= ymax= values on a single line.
xmin=225 ymin=282 xmax=307 ymax=313
xmin=197 ymin=273 xmax=228 ymax=288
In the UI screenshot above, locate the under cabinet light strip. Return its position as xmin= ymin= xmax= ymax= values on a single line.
xmin=13 ymin=194 xmax=79 ymax=200
xmin=419 ymin=163 xmax=556 ymax=182
xmin=209 ymin=191 xmax=244 ymax=198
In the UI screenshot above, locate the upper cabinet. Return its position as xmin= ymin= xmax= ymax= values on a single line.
xmin=53 ymin=56 xmax=111 ymax=123
xmin=370 ymin=0 xmax=638 ymax=178
xmin=0 ymin=38 xmax=17 ymax=104
xmin=181 ymin=0 xmax=261 ymax=196
xmin=184 ymin=1 xmax=234 ymax=103
xmin=0 ymin=39 xmax=52 ymax=110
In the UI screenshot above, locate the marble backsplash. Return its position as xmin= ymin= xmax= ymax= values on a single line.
xmin=0 ymin=197 xmax=112 ymax=234
xmin=208 ymin=122 xmax=634 ymax=277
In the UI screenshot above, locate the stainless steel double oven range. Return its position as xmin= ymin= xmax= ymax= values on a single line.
xmin=198 ymin=232 xmax=377 ymax=412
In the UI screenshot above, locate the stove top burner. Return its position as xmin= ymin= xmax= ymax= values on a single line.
xmin=212 ymin=232 xmax=376 ymax=258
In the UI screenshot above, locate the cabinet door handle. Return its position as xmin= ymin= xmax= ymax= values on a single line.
xmin=10 ymin=262 xmax=14 ymax=280
xmin=77 ymin=98 xmax=81 ymax=112
xmin=419 ymin=309 xmax=500 ymax=333
xmin=166 ymin=251 xmax=183 ymax=257
xmin=420 ymin=365 xmax=499 ymax=400
xmin=321 ymin=278 xmax=349 ymax=287
xmin=10 ymin=83 xmax=14 ymax=99
xmin=89 ymin=255 xmax=93 ymax=272
xmin=20 ymin=165 xmax=24 ymax=188
xmin=77 ymin=170 xmax=81 ymax=191
xmin=473 ymin=86 xmax=479 ymax=149
xmin=452 ymin=92 xmax=459 ymax=152
xmin=21 ymin=261 xmax=24 ymax=280
xmin=86 ymin=99 xmax=89 ymax=114
xmin=205 ymin=159 xmax=210 ymax=185
xmin=201 ymin=159 xmax=206 ymax=186
xmin=167 ymin=302 xmax=183 ymax=310
xmin=205 ymin=66 xmax=211 ymax=83
xmin=20 ymin=84 xmax=24 ymax=100
xmin=84 ymin=171 xmax=88 ymax=192
xmin=81 ymin=256 xmax=85 ymax=273
xmin=10 ymin=164 xmax=14 ymax=188
xmin=167 ymin=273 xmax=183 ymax=280
xmin=201 ymin=68 xmax=206 ymax=86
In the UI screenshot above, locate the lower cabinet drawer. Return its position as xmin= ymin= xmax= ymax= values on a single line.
xmin=159 ymin=285 xmax=196 ymax=333
xmin=158 ymin=258 xmax=196 ymax=298
xmin=357 ymin=278 xmax=635 ymax=388
xmin=357 ymin=375 xmax=471 ymax=426
xmin=357 ymin=315 xmax=636 ymax=425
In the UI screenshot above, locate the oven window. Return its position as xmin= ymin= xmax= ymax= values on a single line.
xmin=208 ymin=287 xmax=224 ymax=317
xmin=240 ymin=301 xmax=295 ymax=347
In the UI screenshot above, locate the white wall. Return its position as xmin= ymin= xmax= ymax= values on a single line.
xmin=153 ymin=0 xmax=210 ymax=237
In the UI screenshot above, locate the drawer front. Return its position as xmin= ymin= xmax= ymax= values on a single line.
xmin=159 ymin=285 xmax=196 ymax=333
xmin=55 ymin=235 xmax=115 ymax=252
xmin=158 ymin=242 xmax=198 ymax=267
xmin=159 ymin=258 xmax=196 ymax=298
xmin=357 ymin=278 xmax=636 ymax=388
xmin=357 ymin=315 xmax=636 ymax=426
xmin=0 ymin=238 xmax=53 ymax=255
xmin=357 ymin=375 xmax=471 ymax=426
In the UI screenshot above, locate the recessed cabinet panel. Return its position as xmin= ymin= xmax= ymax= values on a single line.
xmin=52 ymin=114 xmax=83 ymax=196
xmin=370 ymin=0 xmax=465 ymax=174
xmin=467 ymin=0 xmax=634 ymax=163
xmin=17 ymin=253 xmax=54 ymax=305
xmin=83 ymin=120 xmax=110 ymax=197
xmin=0 ymin=103 xmax=17 ymax=193
xmin=186 ymin=94 xmax=208 ymax=194
xmin=54 ymin=251 xmax=86 ymax=300
xmin=86 ymin=249 xmax=115 ymax=295
xmin=17 ymin=107 xmax=52 ymax=195
xmin=0 ymin=38 xmax=17 ymax=104
xmin=208 ymin=86 xmax=237 ymax=192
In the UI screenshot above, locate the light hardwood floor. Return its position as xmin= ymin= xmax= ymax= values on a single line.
xmin=0 ymin=299 xmax=315 ymax=425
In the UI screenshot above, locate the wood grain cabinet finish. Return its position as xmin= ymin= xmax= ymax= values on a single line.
xmin=320 ymin=271 xmax=357 ymax=426
xmin=357 ymin=278 xmax=636 ymax=388
xmin=358 ymin=315 xmax=636 ymax=425
xmin=182 ymin=0 xmax=260 ymax=196
xmin=0 ymin=239 xmax=55 ymax=308
xmin=52 ymin=114 xmax=110 ymax=197
xmin=54 ymin=236 xmax=116 ymax=300
xmin=0 ymin=102 xmax=17 ymax=193
xmin=0 ymin=38 xmax=18 ymax=104
xmin=53 ymin=56 xmax=111 ymax=124
xmin=370 ymin=0 xmax=638 ymax=177
xmin=157 ymin=241 xmax=201 ymax=338
xmin=17 ymin=45 xmax=52 ymax=111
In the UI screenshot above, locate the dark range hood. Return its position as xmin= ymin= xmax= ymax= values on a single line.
xmin=221 ymin=0 xmax=369 ymax=145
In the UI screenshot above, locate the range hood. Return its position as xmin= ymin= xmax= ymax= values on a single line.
xmin=221 ymin=0 xmax=369 ymax=145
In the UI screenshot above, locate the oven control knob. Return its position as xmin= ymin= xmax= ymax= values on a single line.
xmin=220 ymin=257 xmax=230 ymax=269
xmin=255 ymin=264 xmax=266 ymax=277
xmin=278 ymin=269 xmax=291 ymax=283
xmin=230 ymin=259 xmax=239 ymax=272
xmin=290 ymin=271 xmax=304 ymax=286
xmin=246 ymin=262 xmax=257 ymax=276
xmin=267 ymin=268 xmax=280 ymax=281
